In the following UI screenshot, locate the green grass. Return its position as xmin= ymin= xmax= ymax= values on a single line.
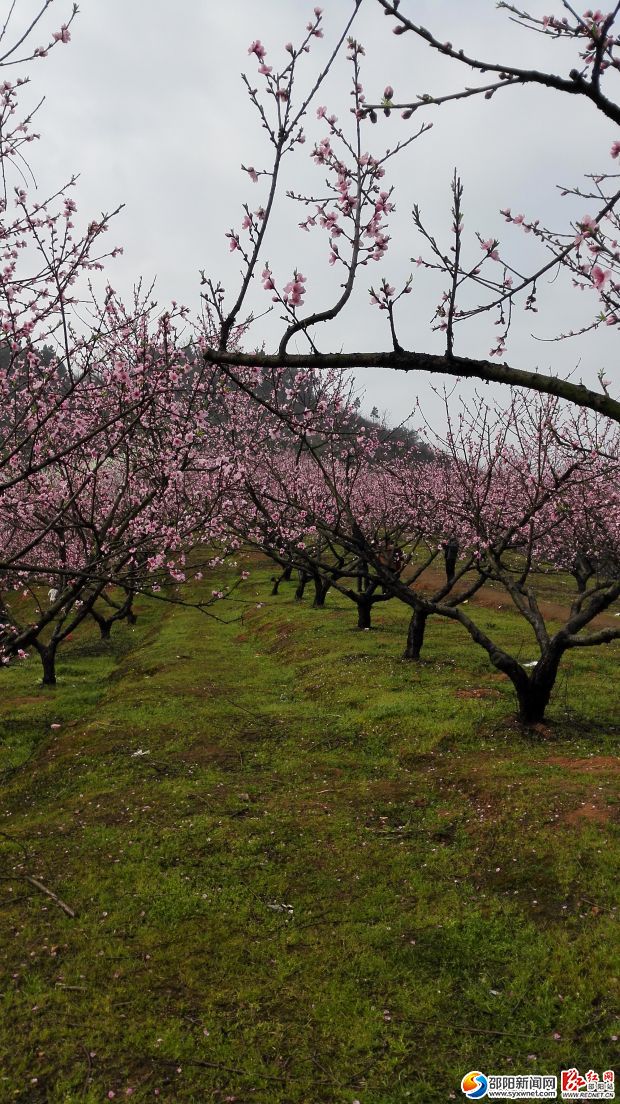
xmin=0 ymin=562 xmax=618 ymax=1102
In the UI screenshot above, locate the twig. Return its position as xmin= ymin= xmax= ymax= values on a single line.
xmin=408 ymin=1016 xmax=552 ymax=1039
xmin=81 ymin=1043 xmax=93 ymax=1098
xmin=147 ymin=1055 xmax=285 ymax=1082
xmin=25 ymin=875 xmax=76 ymax=918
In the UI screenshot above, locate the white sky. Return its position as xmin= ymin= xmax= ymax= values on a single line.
xmin=10 ymin=0 xmax=620 ymax=427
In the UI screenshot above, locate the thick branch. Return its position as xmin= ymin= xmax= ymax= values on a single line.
xmin=203 ymin=346 xmax=620 ymax=423
xmin=376 ymin=0 xmax=620 ymax=128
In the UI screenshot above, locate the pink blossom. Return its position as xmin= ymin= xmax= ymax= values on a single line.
xmin=611 ymin=141 xmax=620 ymax=159
xmin=591 ymin=264 xmax=610 ymax=288
xmin=480 ymin=239 xmax=499 ymax=260
xmin=579 ymin=213 xmax=598 ymax=235
xmin=248 ymin=40 xmax=266 ymax=61
xmin=283 ymin=270 xmax=307 ymax=307
xmin=53 ymin=26 xmax=71 ymax=44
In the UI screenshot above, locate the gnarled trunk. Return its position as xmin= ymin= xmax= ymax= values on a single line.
xmin=403 ymin=610 xmax=428 ymax=660
xmin=271 ymin=564 xmax=293 ymax=595
xmin=295 ymin=571 xmax=310 ymax=601
xmin=34 ymin=641 xmax=58 ymax=686
xmin=312 ymin=575 xmax=330 ymax=608
xmin=514 ymin=655 xmax=562 ymax=724
xmin=90 ymin=606 xmax=113 ymax=640
xmin=443 ymin=538 xmax=459 ymax=585
xmin=516 ymin=682 xmax=554 ymax=724
xmin=572 ymin=553 xmax=595 ymax=594
xmin=357 ymin=559 xmax=370 ymax=593
xmin=357 ymin=599 xmax=372 ymax=630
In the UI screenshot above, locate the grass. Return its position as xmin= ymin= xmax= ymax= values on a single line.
xmin=0 ymin=560 xmax=618 ymax=1102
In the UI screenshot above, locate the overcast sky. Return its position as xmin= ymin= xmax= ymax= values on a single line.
xmin=11 ymin=0 xmax=620 ymax=427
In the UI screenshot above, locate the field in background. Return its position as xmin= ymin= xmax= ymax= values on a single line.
xmin=0 ymin=561 xmax=618 ymax=1103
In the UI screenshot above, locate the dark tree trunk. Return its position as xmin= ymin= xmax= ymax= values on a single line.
xmin=357 ymin=599 xmax=372 ymax=630
xmin=295 ymin=571 xmax=309 ymax=601
xmin=126 ymin=607 xmax=137 ymax=625
xmin=443 ymin=538 xmax=459 ymax=585
xmin=90 ymin=606 xmax=113 ymax=640
xmin=516 ymin=681 xmax=554 ymax=724
xmin=572 ymin=553 xmax=595 ymax=594
xmin=513 ymin=652 xmax=563 ymax=724
xmin=271 ymin=565 xmax=293 ymax=595
xmin=403 ymin=610 xmax=428 ymax=660
xmin=37 ymin=643 xmax=58 ymax=686
xmin=312 ymin=576 xmax=330 ymax=608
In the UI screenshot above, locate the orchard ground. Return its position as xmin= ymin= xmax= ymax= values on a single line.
xmin=0 ymin=559 xmax=619 ymax=1104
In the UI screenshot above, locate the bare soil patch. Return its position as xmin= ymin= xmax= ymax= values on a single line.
xmin=561 ymin=802 xmax=612 ymax=827
xmin=545 ymin=755 xmax=620 ymax=773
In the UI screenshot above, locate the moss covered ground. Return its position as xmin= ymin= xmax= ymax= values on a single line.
xmin=0 ymin=562 xmax=618 ymax=1102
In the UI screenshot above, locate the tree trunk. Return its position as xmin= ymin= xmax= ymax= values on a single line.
xmin=295 ymin=571 xmax=309 ymax=601
xmin=357 ymin=599 xmax=372 ymax=630
xmin=90 ymin=607 xmax=113 ymax=640
xmin=38 ymin=644 xmax=58 ymax=686
xmin=126 ymin=608 xmax=137 ymax=625
xmin=283 ymin=565 xmax=293 ymax=581
xmin=516 ymin=681 xmax=554 ymax=724
xmin=572 ymin=553 xmax=595 ymax=594
xmin=403 ymin=610 xmax=428 ymax=660
xmin=443 ymin=539 xmax=459 ymax=585
xmin=514 ymin=652 xmax=563 ymax=724
xmin=312 ymin=576 xmax=330 ymax=608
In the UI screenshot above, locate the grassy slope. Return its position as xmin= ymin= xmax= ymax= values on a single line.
xmin=0 ymin=563 xmax=618 ymax=1103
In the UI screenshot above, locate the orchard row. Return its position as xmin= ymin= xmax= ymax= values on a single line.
xmin=1 ymin=3 xmax=620 ymax=728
